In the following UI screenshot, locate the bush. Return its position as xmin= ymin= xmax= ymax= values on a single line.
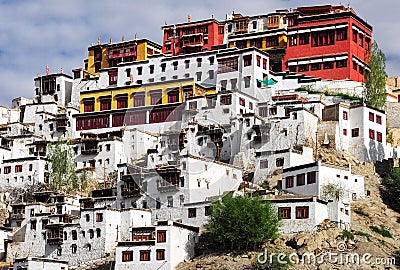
xmin=369 ymin=226 xmax=393 ymax=238
xmin=384 ymin=168 xmax=400 ymax=209
xmin=206 ymin=195 xmax=280 ymax=251
xmin=354 ymin=209 xmax=369 ymax=217
xmin=355 ymin=231 xmax=372 ymax=242
xmin=340 ymin=230 xmax=354 ymax=241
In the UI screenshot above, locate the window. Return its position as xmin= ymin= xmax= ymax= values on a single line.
xmin=220 ymin=95 xmax=232 ymax=105
xmin=260 ymin=159 xmax=268 ymax=169
xmin=172 ymin=61 xmax=178 ymax=71
xmin=83 ymin=100 xmax=94 ymax=112
xmin=377 ymin=132 xmax=382 ymax=142
xmin=30 ymin=220 xmax=37 ymax=230
xmin=149 ymin=65 xmax=154 ymax=74
xmin=29 ymin=164 xmax=33 ymax=171
xmin=196 ymin=72 xmax=202 ymax=81
xmin=244 ymin=76 xmax=251 ymax=88
xmin=285 ymin=176 xmax=294 ymax=188
xmin=96 ymin=228 xmax=101 ymax=237
xmin=218 ymin=57 xmax=238 ymax=73
xmin=85 ymin=214 xmax=90 ymax=222
xmin=64 ymin=231 xmax=67 ymax=240
xmin=296 ymin=206 xmax=309 ymax=219
xmin=57 ymin=246 xmax=62 ymax=256
xmin=323 ymin=62 xmax=334 ymax=69
xmin=122 ymin=251 xmax=133 ymax=262
xmin=376 ymin=115 xmax=382 ymax=124
xmin=42 ymin=219 xmax=48 ymax=229
xmin=100 ymin=98 xmax=111 ymax=111
xmin=116 ymin=96 xmax=128 ymax=109
xmin=311 ymin=63 xmax=321 ymax=71
xmin=243 ymin=55 xmax=252 ymax=66
xmin=208 ymin=70 xmax=214 ymax=80
xmin=298 ymin=65 xmax=309 ymax=72
xmin=343 ymin=129 xmax=347 ymax=136
xmin=140 ymin=250 xmax=151 ymax=261
xmin=15 ymin=165 xmax=22 ymax=173
xmin=167 ymin=90 xmax=179 ymax=103
xmin=369 ymin=129 xmax=375 ymax=140
xmin=353 ymin=61 xmax=358 ymax=71
xmin=71 ymin=244 xmax=77 ymax=254
xmin=167 ymin=196 xmax=173 ymax=207
xmin=96 ymin=213 xmax=103 ymax=222
xmin=137 ymin=66 xmax=143 ymax=75
xmin=157 ymin=230 xmax=166 ymax=243
xmin=351 ymin=128 xmax=359 ymax=137
xmin=4 ymin=166 xmax=11 ymax=174
xmin=337 ymin=28 xmax=347 ymax=41
xmin=188 ymin=208 xmax=196 ymax=218
xmin=89 ymin=229 xmax=94 ymax=239
xmin=289 ymin=35 xmax=297 ymax=46
xmin=296 ymin=173 xmax=305 ymax=186
xmin=266 ymin=36 xmax=278 ymax=47
xmin=72 ymin=230 xmax=77 ymax=240
xmin=133 ymin=93 xmax=145 ymax=107
xmin=230 ymin=78 xmax=237 ymax=90
xmin=263 ymin=59 xmax=268 ymax=70
xmin=197 ymin=58 xmax=202 ymax=67
xmin=311 ymin=30 xmax=334 ymax=46
xmin=161 ymin=63 xmax=166 ymax=72
xmin=256 ymin=56 xmax=261 ymax=67
xmin=106 ymin=144 xmax=111 ymax=151
xmin=276 ymin=158 xmax=284 ymax=167
xmin=299 ymin=33 xmax=310 ymax=45
xmin=108 ymin=70 xmax=118 ymax=85
xmin=343 ymin=111 xmax=348 ymax=120
xmin=278 ymin=207 xmax=291 ymax=219
xmin=209 ymin=56 xmax=214 ymax=65
xmin=307 ymin=171 xmax=316 ymax=184
xmin=369 ymin=112 xmax=374 ymax=121
xmin=239 ymin=98 xmax=245 ymax=106
xmin=336 ymin=59 xmax=347 ymax=68
xmin=150 ymin=91 xmax=162 ymax=105
xmin=205 ymin=206 xmax=212 ymax=216
xmin=359 ymin=34 xmax=364 ymax=47
xmin=156 ymin=249 xmax=165 ymax=260
xmin=352 ymin=30 xmax=358 ymax=42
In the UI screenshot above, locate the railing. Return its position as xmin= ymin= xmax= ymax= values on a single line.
xmin=157 ymin=184 xmax=180 ymax=193
xmin=47 ymin=237 xmax=63 ymax=245
xmin=11 ymin=213 xmax=24 ymax=219
xmin=108 ymin=51 xmax=136 ymax=59
xmin=81 ymin=148 xmax=99 ymax=155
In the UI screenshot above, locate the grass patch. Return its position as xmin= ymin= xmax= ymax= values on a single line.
xmin=369 ymin=226 xmax=393 ymax=238
xmin=295 ymin=87 xmax=362 ymax=102
xmin=340 ymin=230 xmax=354 ymax=240
xmin=354 ymin=209 xmax=369 ymax=217
xmin=355 ymin=231 xmax=372 ymax=242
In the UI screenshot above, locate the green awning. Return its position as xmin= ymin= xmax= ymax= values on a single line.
xmin=257 ymin=78 xmax=277 ymax=86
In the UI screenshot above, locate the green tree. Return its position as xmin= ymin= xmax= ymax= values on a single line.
xmin=384 ymin=167 xmax=400 ymax=209
xmin=206 ymin=194 xmax=280 ymax=251
xmin=321 ymin=183 xmax=344 ymax=201
xmin=363 ymin=41 xmax=388 ymax=110
xmin=46 ymin=138 xmax=77 ymax=192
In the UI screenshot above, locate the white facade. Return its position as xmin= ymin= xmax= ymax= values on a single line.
xmin=13 ymin=257 xmax=69 ymax=270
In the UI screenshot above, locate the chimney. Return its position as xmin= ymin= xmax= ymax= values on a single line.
xmin=188 ymin=15 xmax=191 ymax=22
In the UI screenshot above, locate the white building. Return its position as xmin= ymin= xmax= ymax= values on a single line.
xmin=115 ymin=220 xmax=198 ymax=270
xmin=13 ymin=257 xmax=69 ymax=270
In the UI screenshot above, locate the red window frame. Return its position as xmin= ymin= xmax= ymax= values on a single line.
xmin=167 ymin=91 xmax=179 ymax=103
xmin=218 ymin=57 xmax=238 ymax=73
xmin=278 ymin=207 xmax=291 ymax=219
xmin=108 ymin=70 xmax=118 ymax=85
xmin=243 ymin=55 xmax=252 ymax=67
xmin=239 ymin=98 xmax=245 ymax=106
xmin=150 ymin=92 xmax=162 ymax=105
xmin=156 ymin=249 xmax=165 ymax=260
xmin=116 ymin=97 xmax=128 ymax=109
xmin=122 ymin=251 xmax=133 ymax=262
xmin=369 ymin=129 xmax=375 ymax=140
xmin=343 ymin=111 xmax=348 ymax=120
xmin=83 ymin=101 xmax=94 ymax=113
xmin=296 ymin=206 xmax=309 ymax=219
xmin=296 ymin=173 xmax=305 ymax=186
xmin=307 ymin=171 xmax=316 ymax=184
xmin=139 ymin=250 xmax=151 ymax=261
xmin=285 ymin=176 xmax=294 ymax=188
xmin=376 ymin=115 xmax=382 ymax=124
xmin=377 ymin=132 xmax=382 ymax=142
xmin=100 ymin=99 xmax=111 ymax=111
xmin=343 ymin=129 xmax=347 ymax=136
xmin=15 ymin=165 xmax=22 ymax=173
xmin=369 ymin=112 xmax=374 ymax=121
xmin=157 ymin=230 xmax=166 ymax=243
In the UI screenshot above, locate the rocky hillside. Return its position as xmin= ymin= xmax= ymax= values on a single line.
xmin=176 ymin=149 xmax=400 ymax=270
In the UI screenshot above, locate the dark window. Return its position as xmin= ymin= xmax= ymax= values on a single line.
xmin=353 ymin=61 xmax=358 ymax=71
xmin=137 ymin=66 xmax=142 ymax=75
xmin=205 ymin=206 xmax=212 ymax=216
xmin=352 ymin=30 xmax=358 ymax=42
xmin=30 ymin=220 xmax=37 ymax=230
xmin=263 ymin=59 xmax=268 ymax=70
xmin=369 ymin=129 xmax=375 ymax=140
xmin=336 ymin=59 xmax=347 ymax=68
xmin=351 ymin=128 xmax=359 ymax=137
xmin=149 ymin=65 xmax=154 ymax=74
xmin=369 ymin=112 xmax=374 ymax=121
xmin=29 ymin=164 xmax=33 ymax=171
xmin=323 ymin=62 xmax=334 ymax=69
xmin=256 ymin=56 xmax=261 ymax=67
xmin=157 ymin=230 xmax=166 ymax=242
xmin=83 ymin=100 xmax=94 ymax=112
xmin=108 ymin=70 xmax=118 ymax=85
xmin=307 ymin=171 xmax=316 ymax=184
xmin=296 ymin=206 xmax=309 ymax=219
xmin=197 ymin=58 xmax=202 ymax=67
xmin=208 ymin=70 xmax=214 ymax=80
xmin=133 ymin=93 xmax=145 ymax=107
xmin=140 ymin=250 xmax=151 ymax=261
xmin=4 ymin=166 xmax=11 ymax=174
xmin=278 ymin=207 xmax=291 ymax=219
xmin=377 ymin=132 xmax=382 ymax=142
xmin=150 ymin=91 xmax=162 ymax=105
xmin=172 ymin=61 xmax=178 ymax=71
xmin=343 ymin=111 xmax=348 ymax=120
xmin=15 ymin=165 xmax=22 ymax=173
xmin=244 ymin=76 xmax=251 ymax=88
xmin=299 ymin=33 xmax=310 ymax=45
xmin=311 ymin=30 xmax=335 ymax=47
xmin=196 ymin=72 xmax=202 ymax=81
xmin=72 ymin=230 xmax=77 ymax=240
xmin=96 ymin=228 xmax=101 ymax=238
xmin=71 ymin=244 xmax=77 ymax=254
xmin=218 ymin=57 xmax=238 ymax=73
xmin=168 ymin=90 xmax=179 ymax=103
xmin=276 ymin=158 xmax=284 ymax=167
xmin=359 ymin=34 xmax=364 ymax=47
xmin=89 ymin=229 xmax=94 ymax=239
xmin=337 ymin=28 xmax=348 ymax=41
xmin=116 ymin=96 xmax=128 ymax=109
xmin=239 ymin=98 xmax=245 ymax=106
xmin=220 ymin=95 xmax=232 ymax=105
xmin=243 ymin=55 xmax=252 ymax=67
xmin=161 ymin=63 xmax=166 ymax=72
xmin=188 ymin=208 xmax=196 ymax=218
xmin=376 ymin=115 xmax=382 ymax=124
xmin=260 ymin=159 xmax=268 ymax=169
xmin=311 ymin=63 xmax=321 ymax=71
xmin=298 ymin=65 xmax=309 ymax=72
xmin=122 ymin=251 xmax=133 ymax=262
xmin=286 ymin=176 xmax=294 ymax=188
xmin=220 ymin=80 xmax=227 ymax=91
xmin=85 ymin=214 xmax=90 ymax=222
xmin=343 ymin=129 xmax=347 ymax=136
xmin=100 ymin=98 xmax=111 ymax=111
xmin=209 ymin=56 xmax=214 ymax=65
xmin=96 ymin=213 xmax=103 ymax=222
xmin=156 ymin=249 xmax=165 ymax=260
xmin=296 ymin=173 xmax=305 ymax=186
xmin=266 ymin=36 xmax=278 ymax=47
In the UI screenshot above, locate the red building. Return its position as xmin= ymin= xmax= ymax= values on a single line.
xmin=161 ymin=16 xmax=225 ymax=55
xmin=284 ymin=5 xmax=372 ymax=82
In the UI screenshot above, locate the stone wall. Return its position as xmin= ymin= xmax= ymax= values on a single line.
xmin=386 ymin=102 xmax=400 ymax=128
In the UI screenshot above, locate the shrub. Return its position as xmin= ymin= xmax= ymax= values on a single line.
xmin=206 ymin=194 xmax=280 ymax=251
xmin=355 ymin=231 xmax=372 ymax=242
xmin=369 ymin=226 xmax=393 ymax=238
xmin=354 ymin=209 xmax=369 ymax=217
xmin=340 ymin=230 xmax=354 ymax=241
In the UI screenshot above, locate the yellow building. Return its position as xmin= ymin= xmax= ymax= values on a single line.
xmin=85 ymin=38 xmax=162 ymax=75
xmin=76 ymin=79 xmax=215 ymax=130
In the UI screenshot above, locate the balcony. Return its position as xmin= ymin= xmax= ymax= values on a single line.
xmin=157 ymin=183 xmax=180 ymax=193
xmin=47 ymin=237 xmax=63 ymax=245
xmin=81 ymin=148 xmax=99 ymax=155
xmin=121 ymin=189 xmax=142 ymax=197
xmin=108 ymin=51 xmax=137 ymax=59
xmin=11 ymin=213 xmax=25 ymax=220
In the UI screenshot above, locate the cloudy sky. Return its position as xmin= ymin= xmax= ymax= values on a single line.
xmin=0 ymin=0 xmax=398 ymax=106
